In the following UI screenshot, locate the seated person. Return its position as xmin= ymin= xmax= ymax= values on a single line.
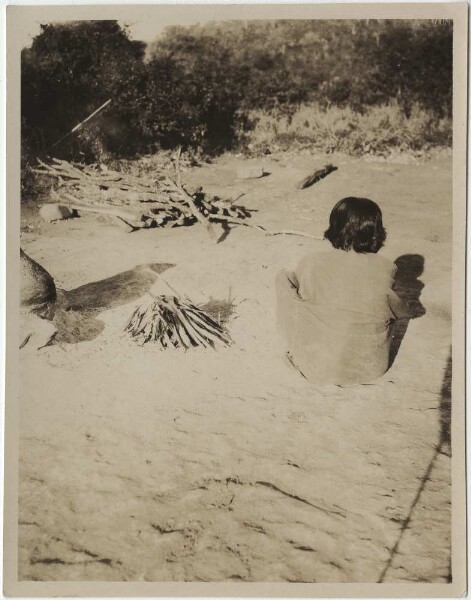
xmin=276 ymin=197 xmax=410 ymax=385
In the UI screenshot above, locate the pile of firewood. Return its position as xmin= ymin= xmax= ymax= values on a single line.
xmin=34 ymin=156 xmax=323 ymax=241
xmin=33 ymin=157 xmax=252 ymax=235
xmin=124 ymin=295 xmax=231 ymax=349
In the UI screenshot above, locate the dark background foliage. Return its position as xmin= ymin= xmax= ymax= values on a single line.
xmin=21 ymin=19 xmax=453 ymax=163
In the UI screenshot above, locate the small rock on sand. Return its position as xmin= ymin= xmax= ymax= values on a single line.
xmin=237 ymin=166 xmax=265 ymax=180
xmin=39 ymin=204 xmax=77 ymax=223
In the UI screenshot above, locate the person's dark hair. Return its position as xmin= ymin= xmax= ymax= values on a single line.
xmin=324 ymin=197 xmax=386 ymax=253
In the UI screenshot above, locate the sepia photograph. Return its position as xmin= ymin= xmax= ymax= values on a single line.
xmin=4 ymin=3 xmax=467 ymax=596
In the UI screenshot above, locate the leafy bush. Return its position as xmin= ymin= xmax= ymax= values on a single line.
xmin=153 ymin=20 xmax=452 ymax=117
xmin=240 ymin=103 xmax=452 ymax=157
xmin=21 ymin=19 xmax=453 ymax=168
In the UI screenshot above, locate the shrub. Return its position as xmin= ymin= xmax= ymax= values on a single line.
xmin=239 ymin=102 xmax=452 ymax=157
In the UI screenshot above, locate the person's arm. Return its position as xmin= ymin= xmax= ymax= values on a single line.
xmin=388 ymin=289 xmax=411 ymax=319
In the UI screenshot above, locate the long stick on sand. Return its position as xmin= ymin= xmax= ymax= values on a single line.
xmin=215 ymin=216 xmax=323 ymax=240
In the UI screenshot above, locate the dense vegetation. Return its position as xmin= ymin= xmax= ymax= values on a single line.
xmin=22 ymin=18 xmax=452 ymax=165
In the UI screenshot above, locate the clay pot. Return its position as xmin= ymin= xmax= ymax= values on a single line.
xmin=20 ymin=248 xmax=57 ymax=318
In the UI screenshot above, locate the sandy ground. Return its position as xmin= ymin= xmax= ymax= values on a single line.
xmin=18 ymin=152 xmax=452 ymax=582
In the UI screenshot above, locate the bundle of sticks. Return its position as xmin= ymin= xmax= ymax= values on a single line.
xmin=33 ymin=157 xmax=252 ymax=236
xmin=124 ymin=294 xmax=231 ymax=349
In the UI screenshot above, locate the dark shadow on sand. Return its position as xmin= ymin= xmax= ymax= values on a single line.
xmin=52 ymin=263 xmax=174 ymax=344
xmin=388 ymin=254 xmax=426 ymax=368
xmin=439 ymin=348 xmax=452 ymax=454
xmin=217 ymin=222 xmax=233 ymax=244
xmin=378 ymin=347 xmax=452 ymax=583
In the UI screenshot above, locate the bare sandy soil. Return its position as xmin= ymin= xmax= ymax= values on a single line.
xmin=18 ymin=152 xmax=452 ymax=583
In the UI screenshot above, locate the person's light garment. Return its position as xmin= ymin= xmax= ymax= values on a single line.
xmin=276 ymin=247 xmax=409 ymax=385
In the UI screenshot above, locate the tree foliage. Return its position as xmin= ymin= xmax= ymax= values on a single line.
xmin=22 ymin=21 xmax=147 ymax=160
xmin=21 ymin=19 xmax=453 ymax=162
